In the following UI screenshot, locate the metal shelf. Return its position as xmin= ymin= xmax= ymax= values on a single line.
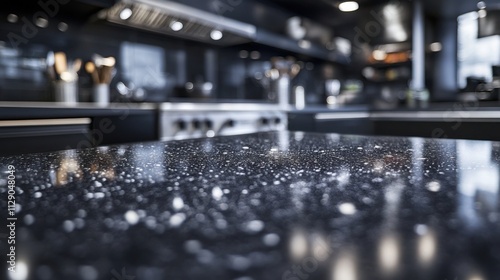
xmin=254 ymin=29 xmax=350 ymax=65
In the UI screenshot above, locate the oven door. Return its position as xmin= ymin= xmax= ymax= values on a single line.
xmin=0 ymin=118 xmax=91 ymax=156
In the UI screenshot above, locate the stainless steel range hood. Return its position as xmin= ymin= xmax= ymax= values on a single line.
xmin=102 ymin=0 xmax=256 ymax=46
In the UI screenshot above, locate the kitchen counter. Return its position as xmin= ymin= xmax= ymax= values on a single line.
xmin=0 ymin=102 xmax=157 ymax=120
xmin=1 ymin=131 xmax=499 ymax=280
xmin=291 ymin=103 xmax=500 ymax=126
xmin=0 ymin=101 xmax=283 ymax=119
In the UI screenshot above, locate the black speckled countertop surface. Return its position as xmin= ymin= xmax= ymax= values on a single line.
xmin=1 ymin=131 xmax=500 ymax=280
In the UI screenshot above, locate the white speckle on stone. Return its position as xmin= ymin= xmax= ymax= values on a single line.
xmin=124 ymin=210 xmax=140 ymax=225
xmin=24 ymin=214 xmax=35 ymax=225
xmin=184 ymin=240 xmax=202 ymax=254
xmin=228 ymin=255 xmax=251 ymax=271
xmin=77 ymin=209 xmax=87 ymax=218
xmin=242 ymin=146 xmax=250 ymax=150
xmin=362 ymin=197 xmax=373 ymax=205
xmin=414 ymin=224 xmax=429 ymax=235
xmin=78 ymin=265 xmax=98 ymax=280
xmin=197 ymin=249 xmax=215 ymax=264
xmin=63 ymin=220 xmax=75 ymax=232
xmin=94 ymin=181 xmax=102 ymax=187
xmin=216 ymin=218 xmax=228 ymax=229
xmin=173 ymin=197 xmax=184 ymax=211
xmin=372 ymin=178 xmax=384 ymax=183
xmin=426 ymin=181 xmax=441 ymax=192
xmin=145 ymin=216 xmax=157 ymax=229
xmin=94 ymin=192 xmax=105 ymax=199
xmin=74 ymin=218 xmax=85 ymax=229
xmin=338 ymin=203 xmax=357 ymax=215
xmin=34 ymin=192 xmax=42 ymax=198
xmin=488 ymin=212 xmax=498 ymax=222
xmin=169 ymin=213 xmax=186 ymax=227
xmin=212 ymin=187 xmax=223 ymax=201
xmin=244 ymin=220 xmax=264 ymax=233
xmin=262 ymin=233 xmax=280 ymax=246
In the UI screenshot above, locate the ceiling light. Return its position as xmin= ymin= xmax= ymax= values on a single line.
xmin=339 ymin=1 xmax=359 ymax=12
xmin=250 ymin=51 xmax=261 ymax=59
xmin=430 ymin=42 xmax=442 ymax=52
xmin=169 ymin=20 xmax=183 ymax=31
xmin=119 ymin=8 xmax=133 ymax=20
xmin=8 ymin=260 xmax=28 ymax=280
xmin=7 ymin=14 xmax=18 ymax=23
xmin=298 ymin=40 xmax=312 ymax=49
xmin=373 ymin=49 xmax=387 ymax=61
xmin=478 ymin=9 xmax=487 ymax=18
xmin=210 ymin=30 xmax=223 ymax=41
xmin=35 ymin=17 xmax=49 ymax=28
xmin=58 ymin=22 xmax=68 ymax=32
xmin=239 ymin=50 xmax=249 ymax=58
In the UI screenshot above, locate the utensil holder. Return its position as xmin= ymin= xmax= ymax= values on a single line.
xmin=92 ymin=84 xmax=109 ymax=106
xmin=54 ymin=81 xmax=78 ymax=105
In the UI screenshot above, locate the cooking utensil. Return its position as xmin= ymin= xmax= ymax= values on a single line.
xmin=266 ymin=56 xmax=301 ymax=108
xmin=85 ymin=62 xmax=99 ymax=84
xmin=54 ymin=52 xmax=67 ymax=77
xmin=89 ymin=54 xmax=116 ymax=105
xmin=46 ymin=51 xmax=55 ymax=80
xmin=72 ymin=59 xmax=82 ymax=73
xmin=48 ymin=51 xmax=80 ymax=103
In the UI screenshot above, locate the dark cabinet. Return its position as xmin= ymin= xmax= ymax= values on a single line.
xmin=288 ymin=111 xmax=374 ymax=135
xmin=0 ymin=118 xmax=91 ymax=156
xmin=0 ymin=110 xmax=158 ymax=156
xmin=92 ymin=113 xmax=158 ymax=146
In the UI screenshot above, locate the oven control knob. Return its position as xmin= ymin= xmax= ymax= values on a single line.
xmin=175 ymin=120 xmax=187 ymax=130
xmin=204 ymin=120 xmax=213 ymax=129
xmin=193 ymin=119 xmax=201 ymax=129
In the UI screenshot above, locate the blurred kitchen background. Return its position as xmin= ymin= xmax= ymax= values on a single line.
xmin=0 ymin=0 xmax=466 ymax=104
xmin=2 ymin=0 xmax=500 ymax=155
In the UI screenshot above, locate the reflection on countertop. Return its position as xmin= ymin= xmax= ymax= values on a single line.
xmin=0 ymin=131 xmax=499 ymax=280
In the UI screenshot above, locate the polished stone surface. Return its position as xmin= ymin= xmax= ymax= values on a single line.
xmin=1 ymin=131 xmax=499 ymax=280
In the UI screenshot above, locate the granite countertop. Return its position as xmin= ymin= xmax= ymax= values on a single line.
xmin=1 ymin=132 xmax=499 ymax=280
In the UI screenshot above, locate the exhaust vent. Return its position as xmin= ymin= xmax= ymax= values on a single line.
xmin=102 ymin=0 xmax=256 ymax=46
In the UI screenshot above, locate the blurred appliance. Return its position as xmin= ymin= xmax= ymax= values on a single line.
xmin=478 ymin=9 xmax=500 ymax=38
xmin=464 ymin=76 xmax=487 ymax=92
xmin=159 ymin=104 xmax=286 ymax=140
xmin=323 ymin=79 xmax=364 ymax=105
xmin=492 ymin=65 xmax=500 ymax=98
xmin=285 ymin=17 xmax=334 ymax=47
xmin=173 ymin=77 xmax=214 ymax=99
xmin=462 ymin=75 xmax=499 ymax=101
xmin=102 ymin=0 xmax=256 ymax=46
xmin=324 ymin=79 xmax=341 ymax=105
xmin=255 ymin=57 xmax=301 ymax=108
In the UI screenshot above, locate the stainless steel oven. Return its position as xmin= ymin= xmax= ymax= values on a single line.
xmin=159 ymin=103 xmax=286 ymax=140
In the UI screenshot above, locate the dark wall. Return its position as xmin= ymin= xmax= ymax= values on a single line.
xmin=0 ymin=7 xmax=213 ymax=102
xmin=0 ymin=0 xmax=354 ymax=105
xmin=431 ymin=17 xmax=458 ymax=101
